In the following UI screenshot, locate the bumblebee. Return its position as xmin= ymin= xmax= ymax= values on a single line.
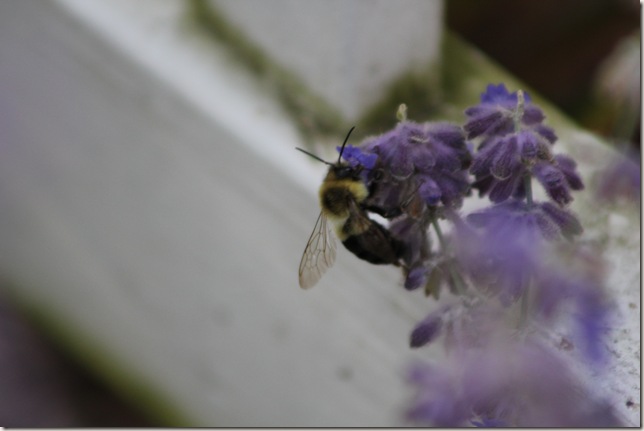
xmin=297 ymin=127 xmax=405 ymax=289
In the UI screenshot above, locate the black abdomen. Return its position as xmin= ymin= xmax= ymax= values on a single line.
xmin=342 ymin=221 xmax=404 ymax=265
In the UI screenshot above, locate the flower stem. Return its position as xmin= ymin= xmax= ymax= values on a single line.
xmin=524 ymin=174 xmax=533 ymax=207
xmin=517 ymin=285 xmax=530 ymax=329
xmin=431 ymin=217 xmax=446 ymax=247
xmin=513 ymin=90 xmax=525 ymax=132
xmin=431 ymin=218 xmax=466 ymax=295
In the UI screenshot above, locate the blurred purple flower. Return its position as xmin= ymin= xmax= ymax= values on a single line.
xmin=445 ymin=212 xmax=611 ymax=366
xmin=451 ymin=216 xmax=537 ymax=305
xmin=405 ymin=361 xmax=470 ymax=426
xmin=534 ymin=245 xmax=613 ymax=364
xmin=596 ymin=149 xmax=641 ymax=203
xmin=470 ymin=417 xmax=508 ymax=427
xmin=406 ymin=317 xmax=622 ymax=427
xmin=466 ymin=199 xmax=583 ymax=241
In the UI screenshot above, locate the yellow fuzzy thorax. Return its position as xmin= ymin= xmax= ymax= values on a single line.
xmin=328 ymin=179 xmax=368 ymax=202
xmin=318 ymin=174 xmax=368 ymax=225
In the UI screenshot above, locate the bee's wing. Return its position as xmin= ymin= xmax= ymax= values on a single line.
xmin=298 ymin=212 xmax=337 ymax=289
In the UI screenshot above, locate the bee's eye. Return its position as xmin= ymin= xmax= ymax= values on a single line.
xmin=372 ymin=169 xmax=384 ymax=181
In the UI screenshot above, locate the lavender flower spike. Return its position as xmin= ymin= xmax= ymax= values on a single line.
xmin=465 ymin=84 xmax=583 ymax=205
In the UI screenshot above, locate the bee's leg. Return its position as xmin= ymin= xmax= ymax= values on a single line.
xmin=363 ymin=181 xmax=425 ymax=219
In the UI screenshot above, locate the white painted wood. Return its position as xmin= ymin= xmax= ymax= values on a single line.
xmin=207 ymin=0 xmax=443 ymax=121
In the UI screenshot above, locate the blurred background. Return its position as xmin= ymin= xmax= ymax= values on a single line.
xmin=0 ymin=0 xmax=639 ymax=426
xmin=448 ymin=0 xmax=640 ymax=148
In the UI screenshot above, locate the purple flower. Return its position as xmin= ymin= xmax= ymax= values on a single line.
xmin=532 ymin=161 xmax=574 ymax=205
xmin=539 ymin=201 xmax=584 ymax=240
xmin=464 ymin=84 xmax=554 ymax=141
xmin=417 ymin=177 xmax=441 ymax=205
xmin=480 ymin=83 xmax=531 ymax=105
xmin=463 ymin=107 xmax=515 ymax=140
xmin=337 ymin=144 xmax=378 ymax=169
xmin=553 ymin=154 xmax=584 ymax=191
xmin=533 ymin=245 xmax=613 ymax=364
xmin=404 ymin=264 xmax=429 ymax=291
xmin=452 ymin=216 xmax=539 ymax=304
xmin=452 ymin=213 xmax=610 ymax=363
xmin=405 ymin=362 xmax=469 ymax=426
xmin=399 ymin=83 xmax=617 ymax=429
xmin=406 ymin=318 xmax=622 ymax=427
xmin=335 ymin=118 xmax=473 ymax=292
xmin=471 ymin=417 xmax=508 ymax=427
xmin=410 ymin=308 xmax=444 ymax=348
xmin=388 ymin=215 xmax=432 ymax=289
xmin=596 ymin=150 xmax=641 ymax=203
xmin=469 ymin=133 xmax=524 ymax=202
xmin=466 ymin=199 xmax=583 ymax=241
xmin=465 ymin=87 xmax=583 ymax=206
xmin=360 ymin=121 xmax=471 ymax=210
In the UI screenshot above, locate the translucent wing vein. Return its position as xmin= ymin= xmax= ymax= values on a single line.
xmin=298 ymin=212 xmax=337 ymax=289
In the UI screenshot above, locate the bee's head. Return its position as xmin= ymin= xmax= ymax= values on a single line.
xmin=331 ymin=163 xmax=363 ymax=181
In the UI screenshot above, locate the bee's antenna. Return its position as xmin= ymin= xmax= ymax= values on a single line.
xmin=295 ymin=147 xmax=333 ymax=166
xmin=337 ymin=126 xmax=356 ymax=163
xmin=296 ymin=126 xmax=356 ymax=166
